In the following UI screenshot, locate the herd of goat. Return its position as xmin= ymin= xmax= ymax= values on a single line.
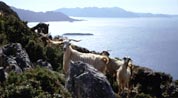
xmin=42 ymin=33 xmax=134 ymax=94
xmin=48 ymin=36 xmax=133 ymax=94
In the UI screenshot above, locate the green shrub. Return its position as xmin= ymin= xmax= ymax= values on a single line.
xmin=0 ymin=19 xmax=5 ymax=32
xmin=0 ymin=33 xmax=7 ymax=45
xmin=175 ymin=80 xmax=178 ymax=85
xmin=25 ymin=40 xmax=45 ymax=62
xmin=1 ymin=68 xmax=71 ymax=98
xmin=134 ymin=93 xmax=153 ymax=98
xmin=1 ymin=14 xmax=37 ymax=46
xmin=46 ymin=46 xmax=63 ymax=71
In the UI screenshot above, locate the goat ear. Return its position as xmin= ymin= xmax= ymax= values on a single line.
xmin=101 ymin=57 xmax=109 ymax=64
xmin=123 ymin=57 xmax=127 ymax=61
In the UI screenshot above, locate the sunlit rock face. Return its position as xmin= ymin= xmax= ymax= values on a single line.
xmin=66 ymin=61 xmax=116 ymax=98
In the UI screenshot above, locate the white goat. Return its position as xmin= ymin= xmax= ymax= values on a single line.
xmin=0 ymin=11 xmax=3 ymax=16
xmin=116 ymin=57 xmax=133 ymax=94
xmin=49 ymin=39 xmax=109 ymax=74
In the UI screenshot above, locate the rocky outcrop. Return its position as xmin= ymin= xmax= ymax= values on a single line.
xmin=66 ymin=61 xmax=116 ymax=98
xmin=37 ymin=59 xmax=53 ymax=70
xmin=0 ymin=43 xmax=32 ymax=72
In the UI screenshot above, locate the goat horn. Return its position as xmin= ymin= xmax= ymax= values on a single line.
xmin=39 ymin=33 xmax=49 ymax=38
xmin=48 ymin=39 xmax=63 ymax=45
xmin=69 ymin=39 xmax=81 ymax=42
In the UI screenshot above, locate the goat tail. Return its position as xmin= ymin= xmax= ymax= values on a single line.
xmin=102 ymin=56 xmax=109 ymax=64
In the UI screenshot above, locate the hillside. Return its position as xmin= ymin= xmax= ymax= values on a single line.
xmin=0 ymin=1 xmax=71 ymax=97
xmin=56 ymin=7 xmax=175 ymax=17
xmin=11 ymin=7 xmax=77 ymax=22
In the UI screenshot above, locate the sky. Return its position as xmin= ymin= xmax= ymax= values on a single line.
xmin=1 ymin=0 xmax=178 ymax=15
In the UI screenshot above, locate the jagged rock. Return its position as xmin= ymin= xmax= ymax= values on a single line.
xmin=6 ymin=63 xmax=23 ymax=73
xmin=0 ymin=43 xmax=32 ymax=71
xmin=37 ymin=59 xmax=53 ymax=70
xmin=66 ymin=61 xmax=116 ymax=98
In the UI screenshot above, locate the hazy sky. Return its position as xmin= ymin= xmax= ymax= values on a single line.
xmin=1 ymin=0 xmax=178 ymax=14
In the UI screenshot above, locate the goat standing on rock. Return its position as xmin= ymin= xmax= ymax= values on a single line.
xmin=116 ymin=57 xmax=133 ymax=94
xmin=49 ymin=39 xmax=109 ymax=74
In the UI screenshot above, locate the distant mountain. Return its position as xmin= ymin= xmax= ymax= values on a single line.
xmin=11 ymin=7 xmax=77 ymax=22
xmin=55 ymin=7 xmax=177 ymax=17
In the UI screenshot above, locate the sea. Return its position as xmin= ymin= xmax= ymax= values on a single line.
xmin=28 ymin=17 xmax=178 ymax=80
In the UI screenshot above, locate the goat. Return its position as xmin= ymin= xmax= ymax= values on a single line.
xmin=116 ymin=57 xmax=133 ymax=94
xmin=49 ymin=39 xmax=109 ymax=74
xmin=0 ymin=12 xmax=3 ymax=16
xmin=101 ymin=50 xmax=110 ymax=57
xmin=105 ymin=58 xmax=121 ymax=76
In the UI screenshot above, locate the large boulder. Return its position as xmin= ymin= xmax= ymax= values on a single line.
xmin=0 ymin=43 xmax=32 ymax=72
xmin=66 ymin=61 xmax=116 ymax=98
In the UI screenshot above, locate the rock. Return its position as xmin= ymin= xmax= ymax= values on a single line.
xmin=4 ymin=57 xmax=22 ymax=73
xmin=66 ymin=61 xmax=116 ymax=98
xmin=37 ymin=59 xmax=53 ymax=70
xmin=71 ymin=45 xmax=91 ymax=53
xmin=0 ymin=43 xmax=32 ymax=71
xmin=63 ymin=33 xmax=93 ymax=36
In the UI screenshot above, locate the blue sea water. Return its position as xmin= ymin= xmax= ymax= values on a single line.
xmin=28 ymin=17 xmax=178 ymax=80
